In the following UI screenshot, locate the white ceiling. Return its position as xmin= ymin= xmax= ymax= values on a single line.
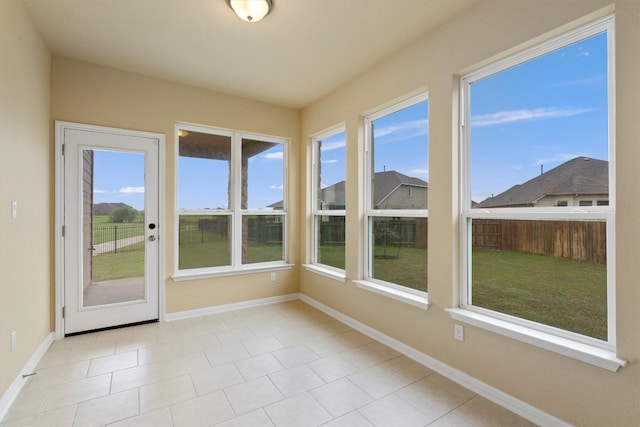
xmin=25 ymin=0 xmax=478 ymax=109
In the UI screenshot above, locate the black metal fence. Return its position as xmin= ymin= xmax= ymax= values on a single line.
xmin=92 ymin=224 xmax=145 ymax=255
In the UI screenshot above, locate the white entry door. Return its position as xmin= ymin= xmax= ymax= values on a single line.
xmin=60 ymin=123 xmax=161 ymax=334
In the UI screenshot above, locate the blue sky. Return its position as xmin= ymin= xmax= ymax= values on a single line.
xmin=318 ymin=101 xmax=429 ymax=193
xmin=470 ymin=31 xmax=608 ymax=202
xmin=318 ymin=131 xmax=346 ymax=189
xmin=371 ymin=101 xmax=429 ymax=182
xmin=92 ymin=32 xmax=607 ymax=212
xmin=93 ymin=150 xmax=146 ymax=210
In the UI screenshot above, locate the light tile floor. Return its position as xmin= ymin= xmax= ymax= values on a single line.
xmin=1 ymin=300 xmax=536 ymax=427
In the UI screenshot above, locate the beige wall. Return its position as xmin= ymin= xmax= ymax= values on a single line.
xmin=2 ymin=0 xmax=639 ymax=424
xmin=0 ymin=1 xmax=52 ymax=398
xmin=51 ymin=57 xmax=301 ymax=314
xmin=300 ymin=1 xmax=640 ymax=425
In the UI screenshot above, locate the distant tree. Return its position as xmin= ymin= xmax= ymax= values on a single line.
xmin=109 ymin=206 xmax=137 ymax=223
xmin=373 ymin=219 xmax=401 ymax=258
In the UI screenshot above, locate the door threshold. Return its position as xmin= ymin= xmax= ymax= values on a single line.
xmin=65 ymin=318 xmax=158 ymax=337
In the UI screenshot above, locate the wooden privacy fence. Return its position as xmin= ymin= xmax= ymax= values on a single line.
xmin=472 ymin=219 xmax=607 ymax=265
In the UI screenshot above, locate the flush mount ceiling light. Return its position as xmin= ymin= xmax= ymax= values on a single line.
xmin=227 ymin=0 xmax=273 ymax=23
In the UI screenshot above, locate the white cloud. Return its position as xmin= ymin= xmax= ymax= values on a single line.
xmin=375 ymin=119 xmax=428 ymax=142
xmin=320 ymin=139 xmax=346 ymax=152
xmin=119 ymin=186 xmax=145 ymax=194
xmin=471 ymin=107 xmax=591 ymax=127
xmin=264 ymin=152 xmax=283 ymax=160
xmin=94 ymin=188 xmax=107 ymax=194
xmin=269 ymin=184 xmax=283 ymax=190
xmin=321 ymin=159 xmax=338 ymax=164
xmin=577 ymin=47 xmax=590 ymax=58
xmin=535 ymin=153 xmax=587 ymax=166
xmin=550 ymin=75 xmax=605 ymax=87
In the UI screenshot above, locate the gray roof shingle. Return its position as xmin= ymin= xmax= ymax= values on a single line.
xmin=477 ymin=156 xmax=608 ymax=208
xmin=313 ymin=170 xmax=428 ymax=209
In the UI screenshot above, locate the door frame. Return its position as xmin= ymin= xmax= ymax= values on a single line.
xmin=55 ymin=121 xmax=166 ymax=338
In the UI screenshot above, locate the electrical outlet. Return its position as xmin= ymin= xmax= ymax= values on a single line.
xmin=10 ymin=331 xmax=16 ymax=352
xmin=454 ymin=324 xmax=464 ymax=341
xmin=270 ymin=272 xmax=276 ymax=282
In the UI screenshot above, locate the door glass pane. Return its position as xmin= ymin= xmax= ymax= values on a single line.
xmin=83 ymin=149 xmax=146 ymax=307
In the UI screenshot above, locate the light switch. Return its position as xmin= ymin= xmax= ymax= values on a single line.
xmin=11 ymin=201 xmax=16 ymax=219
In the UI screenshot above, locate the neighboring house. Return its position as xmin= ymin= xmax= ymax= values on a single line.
xmin=270 ymin=170 xmax=428 ymax=210
xmin=477 ymin=156 xmax=609 ymax=208
xmin=322 ymin=170 xmax=428 ymax=210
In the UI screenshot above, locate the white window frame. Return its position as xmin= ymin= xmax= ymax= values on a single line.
xmin=354 ymin=93 xmax=429 ymax=309
xmin=304 ymin=126 xmax=347 ymax=281
xmin=450 ymin=15 xmax=626 ymax=371
xmin=173 ymin=123 xmax=291 ymax=280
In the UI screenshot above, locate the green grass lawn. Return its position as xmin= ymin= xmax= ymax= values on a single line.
xmin=90 ymin=215 xmax=145 ymax=281
xmin=317 ymin=244 xmax=428 ymax=293
xmin=318 ymin=244 xmax=605 ymax=339
xmin=92 ymin=242 xmax=144 ymax=281
xmin=372 ymin=245 xmax=427 ymax=293
xmin=472 ymin=248 xmax=607 ymax=340
xmin=318 ymin=244 xmax=346 ymax=270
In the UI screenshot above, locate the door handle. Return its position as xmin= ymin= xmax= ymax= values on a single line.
xmin=148 ymin=235 xmax=157 ymax=242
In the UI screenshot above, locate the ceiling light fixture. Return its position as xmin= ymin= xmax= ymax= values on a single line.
xmin=227 ymin=0 xmax=273 ymax=23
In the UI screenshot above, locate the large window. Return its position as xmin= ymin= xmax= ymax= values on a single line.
xmin=364 ymin=94 xmax=429 ymax=295
xmin=459 ymin=18 xmax=615 ymax=349
xmin=176 ymin=125 xmax=286 ymax=275
xmin=311 ymin=127 xmax=346 ymax=271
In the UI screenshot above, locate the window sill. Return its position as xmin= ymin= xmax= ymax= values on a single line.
xmin=172 ymin=263 xmax=294 ymax=282
xmin=303 ymin=264 xmax=346 ymax=282
xmin=354 ymin=280 xmax=429 ymax=310
xmin=446 ymin=308 xmax=626 ymax=372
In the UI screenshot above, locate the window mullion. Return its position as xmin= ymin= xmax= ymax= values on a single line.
xmin=231 ymin=132 xmax=242 ymax=268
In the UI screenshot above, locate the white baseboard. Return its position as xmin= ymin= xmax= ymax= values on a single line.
xmin=165 ymin=293 xmax=300 ymax=322
xmin=299 ymin=294 xmax=571 ymax=427
xmin=0 ymin=332 xmax=55 ymax=422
